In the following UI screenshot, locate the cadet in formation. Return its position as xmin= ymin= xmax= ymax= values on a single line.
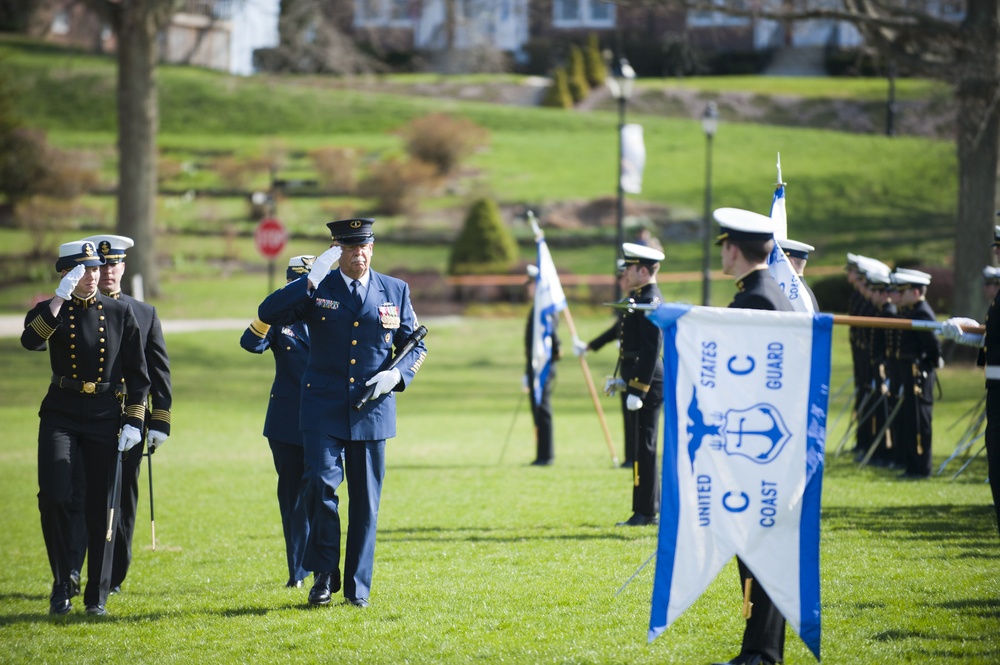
xmin=241 ymin=254 xmax=315 ymax=588
xmin=21 ymin=240 xmax=150 ymax=616
xmin=258 ymin=218 xmax=427 ymax=608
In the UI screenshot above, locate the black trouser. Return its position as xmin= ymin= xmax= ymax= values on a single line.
xmin=737 ymin=558 xmax=785 ymax=664
xmin=986 ymin=388 xmax=1000 ymax=538
xmin=625 ymin=398 xmax=660 ymax=516
xmin=529 ymin=369 xmax=555 ymax=462
xmin=38 ymin=416 xmax=119 ymax=607
xmin=269 ymin=438 xmax=310 ymax=583
xmin=897 ymin=368 xmax=934 ymax=477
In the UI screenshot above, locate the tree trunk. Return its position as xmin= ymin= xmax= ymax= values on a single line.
xmin=115 ymin=4 xmax=161 ymax=298
xmin=952 ymin=0 xmax=1000 ymax=317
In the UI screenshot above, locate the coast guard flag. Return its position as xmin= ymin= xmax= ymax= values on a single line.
xmin=531 ymin=237 xmax=567 ymax=404
xmin=647 ymin=304 xmax=830 ymax=661
xmin=767 ymin=184 xmax=814 ymax=313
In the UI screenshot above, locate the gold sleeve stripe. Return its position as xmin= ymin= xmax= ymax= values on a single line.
xmin=628 ymin=379 xmax=651 ymax=393
xmin=249 ymin=319 xmax=271 ymax=338
xmin=126 ymin=404 xmax=146 ymax=420
xmin=151 ymin=409 xmax=171 ymax=424
xmin=409 ymin=351 xmax=427 ymax=374
xmin=29 ymin=316 xmax=56 ymax=339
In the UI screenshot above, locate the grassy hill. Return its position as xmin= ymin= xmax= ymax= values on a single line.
xmin=0 ymin=34 xmax=960 ymax=314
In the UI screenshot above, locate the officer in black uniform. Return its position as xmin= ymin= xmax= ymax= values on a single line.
xmin=863 ymin=269 xmax=899 ymax=468
xmin=888 ymin=268 xmax=941 ymax=479
xmin=523 ymin=264 xmax=560 ymax=465
xmin=711 ymin=208 xmax=793 ymax=665
xmin=943 ymin=224 xmax=1000 ymax=536
xmin=241 ymin=254 xmax=315 ymax=587
xmin=72 ymin=234 xmax=172 ymax=594
xmin=574 ymin=260 xmax=634 ymax=468
xmin=21 ymin=240 xmax=149 ymax=616
xmin=614 ymin=243 xmax=665 ymax=527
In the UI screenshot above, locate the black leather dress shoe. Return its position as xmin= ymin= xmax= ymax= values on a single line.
xmin=344 ymin=598 xmax=369 ymax=608
xmin=308 ymin=571 xmax=341 ymax=606
xmin=49 ymin=581 xmax=72 ymax=615
xmin=286 ymin=578 xmax=303 ymax=589
xmin=530 ymin=459 xmax=553 ymax=466
xmin=109 ymin=585 xmax=121 ymax=595
xmin=620 ymin=460 xmax=634 ymax=469
xmin=85 ymin=604 xmax=107 ymax=616
xmin=710 ymin=652 xmax=774 ymax=665
xmin=68 ymin=570 xmax=81 ymax=598
xmin=616 ymin=513 xmax=658 ymax=527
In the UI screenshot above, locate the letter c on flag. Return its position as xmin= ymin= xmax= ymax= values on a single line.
xmin=722 ymin=491 xmax=749 ymax=513
xmin=727 ymin=355 xmax=755 ymax=375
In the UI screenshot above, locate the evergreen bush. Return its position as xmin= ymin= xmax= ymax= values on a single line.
xmin=448 ymin=198 xmax=519 ymax=275
xmin=567 ymin=45 xmax=590 ymax=104
xmin=584 ymin=33 xmax=606 ymax=88
xmin=541 ymin=68 xmax=573 ymax=108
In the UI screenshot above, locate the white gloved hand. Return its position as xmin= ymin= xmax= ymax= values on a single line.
xmin=366 ymin=368 xmax=401 ymax=400
xmin=626 ymin=394 xmax=643 ymax=411
xmin=603 ymin=377 xmax=626 ymax=397
xmin=941 ymin=317 xmax=979 ymax=341
xmin=55 ymin=265 xmax=86 ymax=300
xmin=307 ymin=246 xmax=343 ymax=290
xmin=147 ymin=429 xmax=168 ymax=452
xmin=118 ymin=424 xmax=142 ymax=452
xmin=572 ymin=337 xmax=589 ymax=357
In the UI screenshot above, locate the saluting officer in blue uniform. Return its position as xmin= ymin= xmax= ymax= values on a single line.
xmin=712 ymin=208 xmax=792 ymax=665
xmin=258 ymin=218 xmax=427 ymax=608
xmin=74 ymin=234 xmax=173 ymax=595
xmin=21 ymin=240 xmax=149 ymax=616
xmin=241 ymin=255 xmax=315 ymax=588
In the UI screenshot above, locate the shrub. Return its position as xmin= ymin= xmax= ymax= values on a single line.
xmin=397 ymin=114 xmax=489 ymax=177
xmin=309 ymin=146 xmax=359 ymax=194
xmin=15 ymin=196 xmax=80 ymax=260
xmin=567 ymin=45 xmax=590 ymax=104
xmin=584 ymin=33 xmax=606 ymax=88
xmin=810 ymin=273 xmax=853 ymax=313
xmin=358 ymin=156 xmax=436 ymax=216
xmin=212 ymin=155 xmax=254 ymax=190
xmin=448 ymin=198 xmax=518 ymax=275
xmin=541 ymin=67 xmax=573 ymax=108
xmin=0 ymin=128 xmax=98 ymax=207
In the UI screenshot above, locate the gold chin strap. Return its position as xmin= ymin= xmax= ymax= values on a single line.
xmin=742 ymin=578 xmax=754 ymax=619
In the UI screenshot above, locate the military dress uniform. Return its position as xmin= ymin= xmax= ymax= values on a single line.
xmin=714 ymin=209 xmax=793 ymax=665
xmin=71 ymin=235 xmax=173 ymax=592
xmin=980 ymin=266 xmax=1000 ymax=536
xmin=21 ymin=240 xmax=149 ymax=614
xmin=891 ymin=270 xmax=941 ymax=478
xmin=258 ymin=219 xmax=426 ymax=606
xmin=241 ymin=255 xmax=314 ymax=586
xmin=525 ymin=302 xmax=560 ymax=464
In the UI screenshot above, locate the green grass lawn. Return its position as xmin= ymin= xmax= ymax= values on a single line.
xmin=0 ymin=314 xmax=996 ymax=664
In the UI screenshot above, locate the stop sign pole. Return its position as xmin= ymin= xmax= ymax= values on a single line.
xmin=254 ymin=217 xmax=288 ymax=293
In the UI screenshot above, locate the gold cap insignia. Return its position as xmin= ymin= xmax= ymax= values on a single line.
xmin=82 ymin=242 xmax=95 ymax=257
xmin=98 ymin=241 xmax=111 ymax=256
xmin=350 ymin=220 xmax=362 ymax=229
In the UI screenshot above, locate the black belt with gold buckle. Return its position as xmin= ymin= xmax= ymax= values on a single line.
xmin=51 ymin=375 xmax=112 ymax=395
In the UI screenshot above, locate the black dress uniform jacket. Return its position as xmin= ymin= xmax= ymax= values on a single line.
xmin=979 ymin=289 xmax=1000 ymax=535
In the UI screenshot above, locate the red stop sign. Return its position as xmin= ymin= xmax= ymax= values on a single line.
xmin=254 ymin=218 xmax=288 ymax=260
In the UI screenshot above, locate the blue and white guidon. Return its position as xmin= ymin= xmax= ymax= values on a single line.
xmin=647 ymin=303 xmax=831 ymax=661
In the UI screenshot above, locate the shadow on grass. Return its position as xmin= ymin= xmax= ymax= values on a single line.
xmin=823 ymin=504 xmax=999 ymax=554
xmin=378 ymin=524 xmax=642 ymax=543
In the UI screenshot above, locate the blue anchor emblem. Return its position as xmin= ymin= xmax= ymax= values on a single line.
xmin=686 ymin=389 xmax=792 ymax=468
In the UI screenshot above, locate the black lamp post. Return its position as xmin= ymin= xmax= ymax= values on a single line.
xmin=607 ymin=56 xmax=635 ymax=301
xmin=701 ymin=101 xmax=719 ymax=306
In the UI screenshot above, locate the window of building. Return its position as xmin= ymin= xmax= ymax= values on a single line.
xmin=51 ymin=10 xmax=70 ymax=35
xmin=688 ymin=0 xmax=750 ymax=27
xmin=553 ymin=0 xmax=615 ymax=27
xmin=355 ymin=0 xmax=415 ymax=26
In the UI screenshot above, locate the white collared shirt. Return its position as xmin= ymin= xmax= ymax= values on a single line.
xmin=340 ymin=269 xmax=370 ymax=302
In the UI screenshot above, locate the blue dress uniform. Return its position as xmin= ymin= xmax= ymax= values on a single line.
xmin=258 ymin=219 xmax=426 ymax=606
xmin=69 ymin=234 xmax=173 ymax=592
xmin=714 ymin=210 xmax=793 ymax=665
xmin=240 ymin=255 xmax=315 ymax=586
xmin=21 ymin=240 xmax=149 ymax=614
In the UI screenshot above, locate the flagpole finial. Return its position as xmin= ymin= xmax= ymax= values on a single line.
xmin=527 ymin=210 xmax=543 ymax=240
xmin=775 ymin=152 xmax=786 ymax=187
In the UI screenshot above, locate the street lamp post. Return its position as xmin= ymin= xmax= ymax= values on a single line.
xmin=607 ymin=57 xmax=635 ymax=301
xmin=700 ymin=102 xmax=719 ymax=306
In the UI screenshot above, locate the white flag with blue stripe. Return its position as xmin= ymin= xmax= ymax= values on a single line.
xmin=647 ymin=303 xmax=829 ymax=661
xmin=767 ymin=185 xmax=814 ymax=313
xmin=531 ymin=237 xmax=567 ymax=404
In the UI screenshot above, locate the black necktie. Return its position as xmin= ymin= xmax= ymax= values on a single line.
xmin=351 ymin=280 xmax=362 ymax=310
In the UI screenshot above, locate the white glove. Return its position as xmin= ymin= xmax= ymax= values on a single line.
xmin=55 ymin=265 xmax=85 ymax=300
xmin=626 ymin=394 xmax=643 ymax=411
xmin=366 ymin=368 xmax=401 ymax=400
xmin=572 ymin=337 xmax=589 ymax=357
xmin=603 ymin=377 xmax=626 ymax=397
xmin=941 ymin=317 xmax=984 ymax=347
xmin=118 ymin=424 xmax=142 ymax=452
xmin=147 ymin=429 xmax=168 ymax=452
xmin=307 ymin=246 xmax=343 ymax=290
